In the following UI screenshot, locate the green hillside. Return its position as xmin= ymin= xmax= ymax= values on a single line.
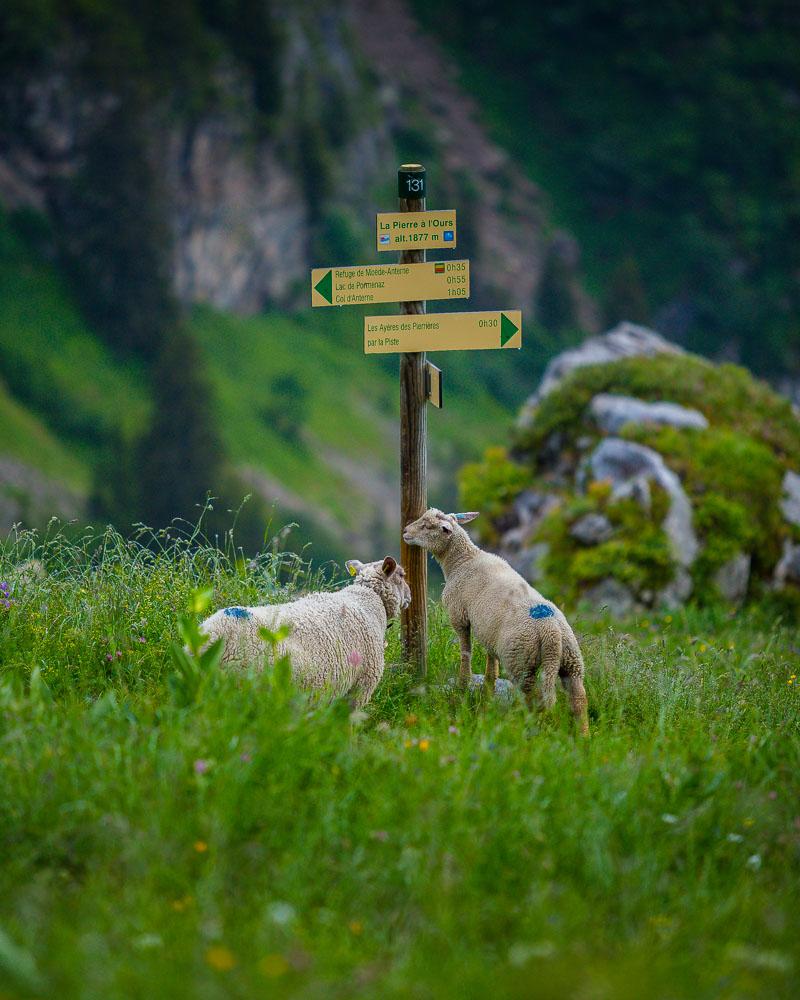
xmin=0 ymin=380 xmax=86 ymax=489
xmin=0 ymin=211 xmax=512 ymax=554
xmin=193 ymin=307 xmax=511 ymax=532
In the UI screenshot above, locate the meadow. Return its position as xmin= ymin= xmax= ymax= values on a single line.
xmin=1 ymin=523 xmax=799 ymax=999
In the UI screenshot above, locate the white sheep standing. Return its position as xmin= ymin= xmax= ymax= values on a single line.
xmin=198 ymin=556 xmax=411 ymax=706
xmin=403 ymin=509 xmax=589 ymax=734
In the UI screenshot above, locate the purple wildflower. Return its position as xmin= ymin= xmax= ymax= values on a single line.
xmin=240 ymin=752 xmax=252 ymax=763
xmin=105 ymin=653 xmax=113 ymax=662
xmin=137 ymin=636 xmax=146 ymax=643
xmin=0 ymin=581 xmax=9 ymax=593
xmin=448 ymin=725 xmax=459 ymax=735
xmin=194 ymin=759 xmax=210 ymax=774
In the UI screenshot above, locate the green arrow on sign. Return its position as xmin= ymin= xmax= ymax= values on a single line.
xmin=314 ymin=269 xmax=333 ymax=304
xmin=500 ymin=312 xmax=519 ymax=347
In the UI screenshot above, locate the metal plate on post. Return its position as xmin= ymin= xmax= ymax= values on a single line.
xmin=425 ymin=362 xmax=442 ymax=408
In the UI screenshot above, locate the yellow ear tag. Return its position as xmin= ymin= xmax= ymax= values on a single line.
xmin=348 ymin=564 xmax=357 ymax=576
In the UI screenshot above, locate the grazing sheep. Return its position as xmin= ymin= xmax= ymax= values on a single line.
xmin=199 ymin=557 xmax=411 ymax=706
xmin=403 ymin=509 xmax=589 ymax=734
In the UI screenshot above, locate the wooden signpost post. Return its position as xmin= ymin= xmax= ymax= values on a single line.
xmin=309 ymin=162 xmax=521 ymax=676
xmin=398 ymin=164 xmax=428 ymax=673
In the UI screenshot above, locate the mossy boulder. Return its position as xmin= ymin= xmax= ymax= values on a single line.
xmin=459 ymin=326 xmax=800 ymax=615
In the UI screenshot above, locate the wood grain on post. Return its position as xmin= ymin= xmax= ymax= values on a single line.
xmin=398 ymin=163 xmax=427 ymax=675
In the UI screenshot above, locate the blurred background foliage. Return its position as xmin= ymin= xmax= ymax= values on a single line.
xmin=416 ymin=0 xmax=800 ymax=372
xmin=0 ymin=0 xmax=799 ymax=561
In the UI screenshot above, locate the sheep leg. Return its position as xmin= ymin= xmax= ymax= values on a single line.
xmin=560 ymin=635 xmax=589 ymax=736
xmin=562 ymin=675 xmax=590 ymax=737
xmin=484 ymin=655 xmax=499 ymax=693
xmin=455 ymin=623 xmax=472 ymax=687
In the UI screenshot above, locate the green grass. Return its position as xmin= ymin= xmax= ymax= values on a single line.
xmin=1 ymin=526 xmax=798 ymax=998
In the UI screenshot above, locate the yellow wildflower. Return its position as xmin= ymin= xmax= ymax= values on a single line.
xmin=171 ymin=895 xmax=193 ymax=912
xmin=259 ymin=954 xmax=289 ymax=978
xmin=193 ymin=840 xmax=208 ymax=853
xmin=699 ymin=644 xmax=707 ymax=653
xmin=348 ymin=920 xmax=363 ymax=935
xmin=419 ymin=738 xmax=430 ymax=751
xmin=205 ymin=946 xmax=236 ymax=972
xmin=743 ymin=817 xmax=755 ymax=827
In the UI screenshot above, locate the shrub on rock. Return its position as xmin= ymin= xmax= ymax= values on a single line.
xmin=459 ymin=326 xmax=800 ymax=613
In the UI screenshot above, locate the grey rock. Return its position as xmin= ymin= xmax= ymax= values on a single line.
xmin=583 ymin=438 xmax=698 ymax=567
xmin=656 ymin=568 xmax=693 ymax=609
xmin=779 ymin=470 xmax=800 ymax=528
xmin=582 ymin=578 xmax=637 ymax=617
xmin=445 ymin=674 xmax=520 ymax=704
xmin=517 ymin=323 xmax=684 ymax=428
xmin=713 ymin=552 xmax=751 ymax=604
xmin=774 ymin=541 xmax=800 ymax=586
xmin=514 ymin=489 xmax=558 ymax=527
xmin=613 ymin=475 xmax=652 ymax=511
xmin=570 ymin=513 xmax=614 ymax=546
xmin=589 ymin=394 xmax=708 ymax=434
xmin=498 ymin=492 xmax=559 ymax=551
xmin=506 ymin=543 xmax=549 ymax=582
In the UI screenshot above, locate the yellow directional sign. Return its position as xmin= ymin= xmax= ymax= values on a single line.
xmin=364 ymin=311 xmax=521 ymax=354
xmin=311 ymin=261 xmax=469 ymax=307
xmin=376 ymin=210 xmax=457 ymax=251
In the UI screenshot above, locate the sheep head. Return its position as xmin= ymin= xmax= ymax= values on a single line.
xmin=345 ymin=556 xmax=411 ymax=618
xmin=402 ymin=508 xmax=479 ymax=556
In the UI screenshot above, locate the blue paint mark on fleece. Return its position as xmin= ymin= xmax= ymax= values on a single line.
xmin=529 ymin=604 xmax=555 ymax=620
xmin=223 ymin=606 xmax=251 ymax=619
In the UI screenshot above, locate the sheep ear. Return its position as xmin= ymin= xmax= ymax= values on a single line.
xmin=345 ymin=559 xmax=364 ymax=577
xmin=450 ymin=511 xmax=479 ymax=524
xmin=381 ymin=556 xmax=397 ymax=576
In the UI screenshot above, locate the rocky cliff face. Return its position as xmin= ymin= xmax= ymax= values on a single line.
xmin=0 ymin=1 xmax=592 ymax=322
xmin=0 ymin=7 xmax=392 ymax=314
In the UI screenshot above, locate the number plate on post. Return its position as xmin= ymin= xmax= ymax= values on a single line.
xmin=399 ymin=167 xmax=426 ymax=199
